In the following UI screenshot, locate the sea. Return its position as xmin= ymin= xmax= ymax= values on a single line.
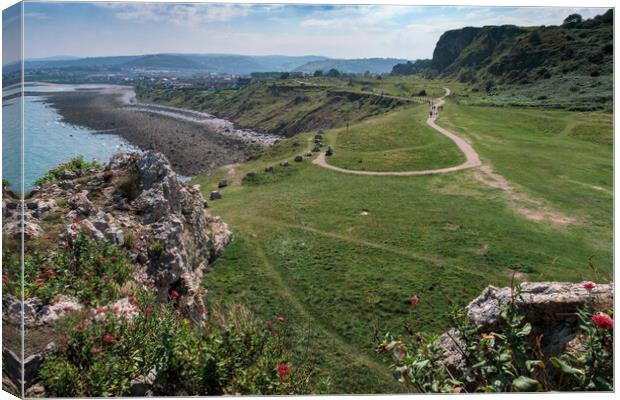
xmin=2 ymin=83 xmax=139 ymax=192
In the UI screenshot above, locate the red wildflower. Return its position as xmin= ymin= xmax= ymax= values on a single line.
xmin=35 ymin=278 xmax=44 ymax=288
xmin=110 ymin=256 xmax=118 ymax=263
xmin=72 ymin=216 xmax=81 ymax=224
xmin=410 ymin=294 xmax=420 ymax=308
xmin=128 ymin=296 xmax=137 ymax=305
xmin=170 ymin=290 xmax=180 ymax=300
xmin=2 ymin=274 xmax=9 ymax=284
xmin=43 ymin=269 xmax=54 ymax=278
xmin=95 ymin=307 xmax=105 ymax=314
xmin=102 ymin=275 xmax=110 ymax=283
xmin=90 ymin=347 xmax=101 ymax=354
xmin=199 ymin=306 xmax=208 ymax=314
xmin=592 ymin=313 xmax=614 ymax=330
xmin=583 ymin=281 xmax=595 ymax=292
xmin=62 ymin=241 xmax=70 ymax=249
xmin=103 ymin=334 xmax=115 ymax=344
xmin=63 ymin=306 xmax=71 ymax=313
xmin=76 ymin=323 xmax=85 ymax=331
xmin=276 ymin=316 xmax=285 ymax=323
xmin=145 ymin=306 xmax=154 ymax=315
xmin=276 ymin=364 xmax=290 ymax=381
xmin=265 ymin=320 xmax=273 ymax=329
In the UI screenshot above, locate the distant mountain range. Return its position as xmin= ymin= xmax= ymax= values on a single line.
xmin=5 ymin=54 xmax=411 ymax=75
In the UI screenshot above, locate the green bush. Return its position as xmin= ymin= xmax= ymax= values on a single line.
xmin=35 ymin=156 xmax=101 ymax=186
xmin=2 ymin=229 xmax=131 ymax=304
xmin=40 ymin=296 xmax=323 ymax=396
xmin=378 ymin=285 xmax=613 ymax=393
xmin=38 ymin=357 xmax=83 ymax=397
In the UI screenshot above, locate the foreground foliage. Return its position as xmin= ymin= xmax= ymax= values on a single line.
xmin=34 ymin=155 xmax=101 ymax=186
xmin=3 ymin=230 xmax=131 ymax=304
xmin=40 ymin=296 xmax=327 ymax=396
xmin=378 ymin=286 xmax=613 ymax=393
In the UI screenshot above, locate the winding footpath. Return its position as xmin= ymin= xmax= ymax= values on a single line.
xmin=312 ymin=88 xmax=481 ymax=176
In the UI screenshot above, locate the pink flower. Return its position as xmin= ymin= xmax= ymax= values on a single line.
xmin=592 ymin=313 xmax=613 ymax=330
xmin=103 ymin=334 xmax=114 ymax=344
xmin=90 ymin=347 xmax=101 ymax=354
xmin=35 ymin=278 xmax=44 ymax=288
xmin=95 ymin=307 xmax=105 ymax=314
xmin=276 ymin=364 xmax=290 ymax=381
xmin=170 ymin=290 xmax=180 ymax=300
xmin=62 ymin=241 xmax=70 ymax=249
xmin=410 ymin=294 xmax=420 ymax=308
xmin=128 ymin=296 xmax=137 ymax=305
xmin=199 ymin=306 xmax=208 ymax=314
xmin=583 ymin=281 xmax=595 ymax=292
xmin=110 ymin=256 xmax=118 ymax=263
xmin=265 ymin=320 xmax=273 ymax=329
xmin=2 ymin=274 xmax=9 ymax=284
xmin=276 ymin=316 xmax=285 ymax=323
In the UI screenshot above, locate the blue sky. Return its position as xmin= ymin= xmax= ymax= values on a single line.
xmin=19 ymin=2 xmax=607 ymax=60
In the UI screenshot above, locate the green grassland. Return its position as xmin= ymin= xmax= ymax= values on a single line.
xmin=190 ymin=87 xmax=612 ymax=392
xmin=327 ymin=103 xmax=465 ymax=172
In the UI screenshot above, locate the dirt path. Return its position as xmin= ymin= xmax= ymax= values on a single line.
xmin=312 ymin=88 xmax=481 ymax=176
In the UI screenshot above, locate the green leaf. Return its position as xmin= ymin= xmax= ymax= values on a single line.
xmin=549 ymin=357 xmax=584 ymax=376
xmin=512 ymin=376 xmax=541 ymax=392
xmin=516 ymin=323 xmax=532 ymax=337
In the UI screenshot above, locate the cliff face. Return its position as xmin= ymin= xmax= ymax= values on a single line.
xmin=430 ymin=26 xmax=482 ymax=72
xmin=428 ymin=10 xmax=613 ymax=86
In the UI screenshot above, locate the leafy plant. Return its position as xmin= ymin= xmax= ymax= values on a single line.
xmin=379 ymin=285 xmax=613 ymax=393
xmin=39 ymin=295 xmax=324 ymax=396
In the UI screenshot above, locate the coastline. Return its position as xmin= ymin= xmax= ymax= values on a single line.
xmin=26 ymin=83 xmax=277 ymax=177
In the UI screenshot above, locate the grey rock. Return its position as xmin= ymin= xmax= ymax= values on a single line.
xmin=62 ymin=170 xmax=77 ymax=180
xmin=280 ymin=161 xmax=289 ymax=167
xmin=218 ymin=180 xmax=228 ymax=188
xmin=210 ymin=191 xmax=222 ymax=200
xmin=294 ymin=155 xmax=303 ymax=162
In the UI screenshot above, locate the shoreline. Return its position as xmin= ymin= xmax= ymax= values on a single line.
xmin=21 ymin=83 xmax=280 ymax=177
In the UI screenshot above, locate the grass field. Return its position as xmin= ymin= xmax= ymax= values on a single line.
xmin=189 ymin=85 xmax=612 ymax=393
xmin=326 ymin=103 xmax=465 ymax=172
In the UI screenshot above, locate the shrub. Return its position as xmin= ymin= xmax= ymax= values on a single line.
xmin=1 ymin=230 xmax=132 ymax=304
xmin=39 ymin=297 xmax=322 ymax=396
xmin=35 ymin=156 xmax=101 ymax=186
xmin=38 ymin=357 xmax=83 ymax=397
xmin=378 ymin=285 xmax=613 ymax=393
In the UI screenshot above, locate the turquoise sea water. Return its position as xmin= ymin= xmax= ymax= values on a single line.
xmin=2 ymin=88 xmax=138 ymax=191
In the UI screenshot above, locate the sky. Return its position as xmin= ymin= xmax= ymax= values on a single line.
xmin=12 ymin=2 xmax=609 ymax=61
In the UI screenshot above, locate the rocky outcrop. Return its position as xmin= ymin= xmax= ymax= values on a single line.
xmin=2 ymin=151 xmax=233 ymax=325
xmin=438 ymin=282 xmax=613 ymax=372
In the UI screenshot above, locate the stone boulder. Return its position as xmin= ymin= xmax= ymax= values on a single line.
xmin=438 ymin=282 xmax=614 ymax=373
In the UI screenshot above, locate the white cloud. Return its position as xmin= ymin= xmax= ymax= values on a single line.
xmin=100 ymin=3 xmax=253 ymax=26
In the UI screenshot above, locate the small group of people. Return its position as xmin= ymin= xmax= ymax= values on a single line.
xmin=429 ymin=103 xmax=444 ymax=118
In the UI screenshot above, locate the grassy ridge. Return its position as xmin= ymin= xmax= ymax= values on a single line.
xmin=191 ymin=97 xmax=612 ymax=392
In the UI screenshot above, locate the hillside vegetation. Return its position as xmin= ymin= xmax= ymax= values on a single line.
xmin=136 ymin=77 xmax=448 ymax=136
xmin=392 ymin=9 xmax=613 ymax=110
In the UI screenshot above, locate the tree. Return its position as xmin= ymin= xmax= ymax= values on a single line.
xmin=326 ymin=68 xmax=340 ymax=77
xmin=280 ymin=72 xmax=290 ymax=79
xmin=563 ymin=13 xmax=583 ymax=26
xmin=313 ymin=70 xmax=323 ymax=77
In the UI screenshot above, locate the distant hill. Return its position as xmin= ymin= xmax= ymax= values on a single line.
xmin=433 ymin=9 xmax=612 ymax=86
xmin=294 ymin=58 xmax=409 ymax=74
xmin=15 ymin=54 xmax=330 ymax=75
